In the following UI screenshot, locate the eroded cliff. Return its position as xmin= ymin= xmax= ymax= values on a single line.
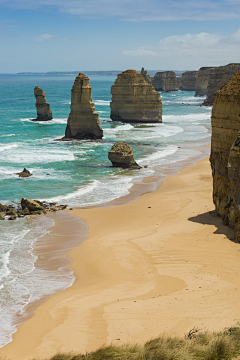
xmin=195 ymin=67 xmax=214 ymax=97
xmin=179 ymin=71 xmax=197 ymax=91
xmin=152 ymin=71 xmax=179 ymax=91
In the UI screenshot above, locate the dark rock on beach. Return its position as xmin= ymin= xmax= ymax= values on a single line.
xmin=16 ymin=168 xmax=32 ymax=178
xmin=108 ymin=142 xmax=141 ymax=169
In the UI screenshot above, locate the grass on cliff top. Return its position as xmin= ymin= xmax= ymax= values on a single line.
xmin=37 ymin=327 xmax=240 ymax=360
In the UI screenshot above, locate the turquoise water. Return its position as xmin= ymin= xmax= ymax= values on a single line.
xmin=0 ymin=74 xmax=212 ymax=347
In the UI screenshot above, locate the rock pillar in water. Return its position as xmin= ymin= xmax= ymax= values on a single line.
xmin=210 ymin=70 xmax=240 ymax=241
xmin=110 ymin=69 xmax=162 ymax=123
xmin=33 ymin=86 xmax=53 ymax=121
xmin=179 ymin=71 xmax=197 ymax=91
xmin=108 ymin=142 xmax=141 ymax=169
xmin=64 ymin=73 xmax=103 ymax=139
xmin=195 ymin=67 xmax=214 ymax=97
xmin=141 ymin=67 xmax=152 ymax=84
xmin=152 ymin=71 xmax=179 ymax=91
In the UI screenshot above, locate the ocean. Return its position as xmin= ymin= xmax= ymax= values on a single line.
xmin=0 ymin=74 xmax=212 ymax=347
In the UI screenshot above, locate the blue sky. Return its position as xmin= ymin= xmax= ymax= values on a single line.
xmin=0 ymin=0 xmax=240 ymax=73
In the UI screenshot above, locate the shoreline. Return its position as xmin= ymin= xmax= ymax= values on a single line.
xmin=1 ymin=155 xmax=240 ymax=360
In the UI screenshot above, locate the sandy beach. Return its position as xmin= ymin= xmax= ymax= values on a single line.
xmin=1 ymin=156 xmax=240 ymax=360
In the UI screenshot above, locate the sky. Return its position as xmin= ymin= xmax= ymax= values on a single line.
xmin=0 ymin=0 xmax=240 ymax=73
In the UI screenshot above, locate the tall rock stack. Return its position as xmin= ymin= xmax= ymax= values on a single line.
xmin=64 ymin=73 xmax=103 ymax=139
xmin=33 ymin=86 xmax=53 ymax=121
xmin=210 ymin=71 xmax=240 ymax=241
xmin=152 ymin=71 xmax=179 ymax=91
xmin=179 ymin=71 xmax=197 ymax=91
xmin=110 ymin=69 xmax=162 ymax=123
xmin=195 ymin=67 xmax=214 ymax=97
xmin=141 ymin=67 xmax=152 ymax=84
xmin=204 ymin=63 xmax=240 ymax=106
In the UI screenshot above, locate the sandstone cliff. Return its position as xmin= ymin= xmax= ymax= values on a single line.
xmin=195 ymin=67 xmax=214 ymax=97
xmin=141 ymin=67 xmax=152 ymax=84
xmin=108 ymin=142 xmax=141 ymax=169
xmin=204 ymin=63 xmax=240 ymax=106
xmin=110 ymin=69 xmax=162 ymax=123
xmin=179 ymin=71 xmax=197 ymax=91
xmin=152 ymin=71 xmax=179 ymax=91
xmin=210 ymin=70 xmax=240 ymax=241
xmin=64 ymin=73 xmax=103 ymax=139
xmin=33 ymin=86 xmax=52 ymax=121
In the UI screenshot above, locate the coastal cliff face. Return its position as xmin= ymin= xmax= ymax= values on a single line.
xmin=64 ymin=73 xmax=103 ymax=139
xmin=179 ymin=71 xmax=197 ymax=91
xmin=33 ymin=87 xmax=52 ymax=121
xmin=110 ymin=69 xmax=162 ymax=123
xmin=204 ymin=63 xmax=240 ymax=106
xmin=141 ymin=67 xmax=152 ymax=84
xmin=195 ymin=67 xmax=214 ymax=97
xmin=152 ymin=71 xmax=179 ymax=91
xmin=210 ymin=70 xmax=240 ymax=241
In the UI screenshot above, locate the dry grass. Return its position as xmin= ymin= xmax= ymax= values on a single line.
xmin=36 ymin=327 xmax=240 ymax=360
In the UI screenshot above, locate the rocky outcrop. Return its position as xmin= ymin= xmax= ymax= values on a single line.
xmin=195 ymin=67 xmax=214 ymax=96
xmin=33 ymin=86 xmax=53 ymax=121
xmin=15 ymin=168 xmax=32 ymax=178
xmin=210 ymin=70 xmax=240 ymax=241
xmin=64 ymin=73 xmax=103 ymax=139
xmin=152 ymin=71 xmax=179 ymax=91
xmin=110 ymin=70 xmax=162 ymax=123
xmin=179 ymin=71 xmax=197 ymax=91
xmin=108 ymin=142 xmax=141 ymax=169
xmin=204 ymin=63 xmax=240 ymax=106
xmin=141 ymin=67 xmax=152 ymax=84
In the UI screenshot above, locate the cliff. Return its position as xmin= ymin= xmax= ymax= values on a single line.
xmin=152 ymin=71 xmax=179 ymax=91
xmin=33 ymin=87 xmax=52 ymax=121
xmin=64 ymin=73 xmax=103 ymax=139
xmin=110 ymin=69 xmax=162 ymax=123
xmin=210 ymin=70 xmax=240 ymax=241
xmin=179 ymin=71 xmax=197 ymax=91
xmin=141 ymin=67 xmax=152 ymax=84
xmin=204 ymin=63 xmax=240 ymax=106
xmin=195 ymin=67 xmax=214 ymax=97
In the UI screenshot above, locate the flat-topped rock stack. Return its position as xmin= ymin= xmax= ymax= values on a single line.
xmin=110 ymin=69 xmax=162 ymax=123
xmin=152 ymin=71 xmax=179 ymax=91
xmin=204 ymin=63 xmax=240 ymax=106
xmin=210 ymin=70 xmax=240 ymax=241
xmin=195 ymin=67 xmax=214 ymax=97
xmin=179 ymin=71 xmax=197 ymax=91
xmin=33 ymin=86 xmax=53 ymax=121
xmin=141 ymin=67 xmax=152 ymax=84
xmin=64 ymin=73 xmax=103 ymax=139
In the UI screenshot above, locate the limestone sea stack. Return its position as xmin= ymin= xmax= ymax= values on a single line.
xmin=179 ymin=71 xmax=197 ymax=91
xmin=204 ymin=63 xmax=240 ymax=106
xmin=33 ymin=86 xmax=53 ymax=121
xmin=195 ymin=67 xmax=214 ymax=97
xmin=64 ymin=73 xmax=103 ymax=139
xmin=152 ymin=71 xmax=179 ymax=91
xmin=108 ymin=142 xmax=141 ymax=169
xmin=110 ymin=70 xmax=162 ymax=123
xmin=210 ymin=70 xmax=240 ymax=241
xmin=141 ymin=67 xmax=152 ymax=84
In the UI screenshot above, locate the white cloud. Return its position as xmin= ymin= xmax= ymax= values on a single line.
xmin=0 ymin=0 xmax=240 ymax=21
xmin=34 ymin=33 xmax=57 ymax=41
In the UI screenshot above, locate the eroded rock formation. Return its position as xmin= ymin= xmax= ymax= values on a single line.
xmin=16 ymin=168 xmax=32 ymax=178
xmin=110 ymin=69 xmax=162 ymax=123
xmin=210 ymin=70 xmax=240 ymax=241
xmin=108 ymin=142 xmax=141 ymax=169
xmin=195 ymin=67 xmax=214 ymax=97
xmin=152 ymin=71 xmax=179 ymax=91
xmin=179 ymin=71 xmax=197 ymax=91
xmin=204 ymin=63 xmax=240 ymax=106
xmin=141 ymin=67 xmax=152 ymax=84
xmin=33 ymin=86 xmax=53 ymax=121
xmin=64 ymin=73 xmax=103 ymax=139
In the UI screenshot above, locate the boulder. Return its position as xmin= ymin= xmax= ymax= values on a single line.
xmin=179 ymin=71 xmax=197 ymax=91
xmin=33 ymin=86 xmax=53 ymax=121
xmin=21 ymin=198 xmax=44 ymax=212
xmin=64 ymin=73 xmax=103 ymax=140
xmin=204 ymin=63 xmax=240 ymax=106
xmin=141 ymin=67 xmax=152 ymax=84
xmin=152 ymin=71 xmax=179 ymax=91
xmin=108 ymin=142 xmax=141 ymax=169
xmin=210 ymin=70 xmax=240 ymax=241
xmin=195 ymin=67 xmax=214 ymax=97
xmin=16 ymin=168 xmax=32 ymax=178
xmin=110 ymin=69 xmax=162 ymax=123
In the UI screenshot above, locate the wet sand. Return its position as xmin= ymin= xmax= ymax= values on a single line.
xmin=1 ymin=157 xmax=240 ymax=360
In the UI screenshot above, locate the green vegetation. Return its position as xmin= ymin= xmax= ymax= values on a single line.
xmin=42 ymin=327 xmax=240 ymax=360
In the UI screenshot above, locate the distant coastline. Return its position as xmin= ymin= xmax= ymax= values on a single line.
xmin=16 ymin=70 xmax=186 ymax=77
